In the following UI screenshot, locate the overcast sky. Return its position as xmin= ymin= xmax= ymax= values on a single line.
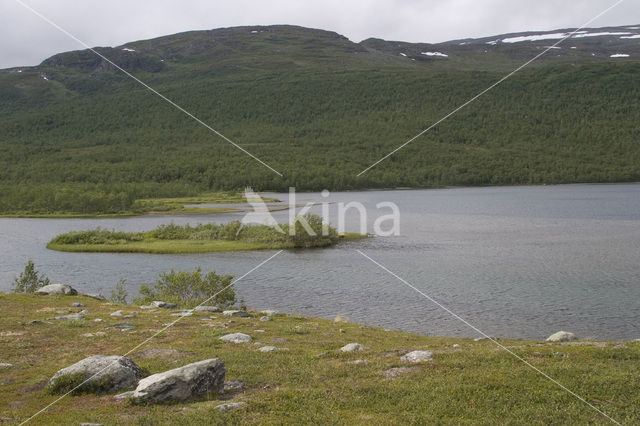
xmin=1 ymin=0 xmax=638 ymax=68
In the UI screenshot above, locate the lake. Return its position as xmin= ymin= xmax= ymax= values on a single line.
xmin=1 ymin=184 xmax=639 ymax=340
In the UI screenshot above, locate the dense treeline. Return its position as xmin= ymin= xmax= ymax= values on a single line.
xmin=1 ymin=58 xmax=639 ymax=214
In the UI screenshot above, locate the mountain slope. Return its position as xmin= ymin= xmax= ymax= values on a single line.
xmin=0 ymin=25 xmax=639 ymax=214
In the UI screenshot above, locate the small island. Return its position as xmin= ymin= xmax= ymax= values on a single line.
xmin=47 ymin=216 xmax=366 ymax=254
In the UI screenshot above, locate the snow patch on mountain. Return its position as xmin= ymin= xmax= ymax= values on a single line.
xmin=573 ymin=32 xmax=631 ymax=38
xmin=122 ymin=48 xmax=136 ymax=52
xmin=620 ymin=34 xmax=640 ymax=39
xmin=421 ymin=51 xmax=448 ymax=57
xmin=610 ymin=53 xmax=630 ymax=58
xmin=502 ymin=33 xmax=571 ymax=43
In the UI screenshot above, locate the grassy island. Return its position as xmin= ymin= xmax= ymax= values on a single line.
xmin=47 ymin=216 xmax=366 ymax=254
xmin=0 ymin=293 xmax=638 ymax=424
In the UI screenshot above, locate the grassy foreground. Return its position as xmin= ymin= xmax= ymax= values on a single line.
xmin=0 ymin=293 xmax=638 ymax=425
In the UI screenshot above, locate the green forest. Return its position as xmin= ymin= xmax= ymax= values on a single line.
xmin=1 ymin=26 xmax=639 ymax=215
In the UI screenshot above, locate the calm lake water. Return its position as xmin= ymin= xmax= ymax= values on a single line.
xmin=1 ymin=184 xmax=639 ymax=340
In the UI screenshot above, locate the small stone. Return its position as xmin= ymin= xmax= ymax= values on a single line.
xmin=82 ymin=293 xmax=106 ymax=300
xmin=94 ymin=318 xmax=105 ymax=323
xmin=215 ymin=402 xmax=247 ymax=411
xmin=151 ymin=301 xmax=178 ymax=309
xmin=253 ymin=329 xmax=265 ymax=333
xmin=452 ymin=344 xmax=461 ymax=348
xmin=340 ymin=343 xmax=365 ymax=352
xmin=194 ymin=306 xmax=222 ymax=313
xmin=474 ymin=336 xmax=495 ymax=342
xmin=400 ymin=350 xmax=433 ymax=363
xmin=223 ymin=310 xmax=251 ymax=318
xmin=259 ymin=316 xmax=271 ymax=322
xmin=78 ymin=310 xmax=89 ymax=315
xmin=0 ymin=363 xmax=14 ymax=368
xmin=546 ymin=331 xmax=577 ymax=342
xmin=349 ymin=359 xmax=369 ymax=364
xmin=35 ymin=283 xmax=77 ymax=295
xmin=123 ymin=312 xmax=138 ymax=319
xmin=383 ymin=366 xmax=421 ymax=379
xmin=139 ymin=305 xmax=156 ymax=310
xmin=110 ymin=310 xmax=124 ymax=317
xmin=261 ymin=309 xmax=278 ymax=316
xmin=219 ymin=333 xmax=252 ymax=344
xmin=253 ymin=342 xmax=264 ymax=346
xmin=223 ymin=380 xmax=245 ymax=393
xmin=171 ymin=311 xmax=193 ymax=317
xmin=50 ymin=313 xmax=84 ymax=321
xmin=72 ymin=303 xmax=85 ymax=307
xmin=106 ymin=322 xmax=135 ymax=331
xmin=258 ymin=346 xmax=288 ymax=352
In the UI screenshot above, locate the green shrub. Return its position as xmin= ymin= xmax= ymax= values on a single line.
xmin=134 ymin=267 xmax=235 ymax=308
xmin=110 ymin=278 xmax=128 ymax=304
xmin=12 ymin=260 xmax=50 ymax=293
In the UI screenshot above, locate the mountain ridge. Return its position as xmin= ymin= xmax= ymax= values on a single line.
xmin=0 ymin=24 xmax=638 ymax=214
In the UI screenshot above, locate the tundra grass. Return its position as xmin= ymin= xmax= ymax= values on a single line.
xmin=0 ymin=293 xmax=638 ymax=425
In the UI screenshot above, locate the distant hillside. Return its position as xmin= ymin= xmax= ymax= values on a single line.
xmin=0 ymin=24 xmax=639 ymax=214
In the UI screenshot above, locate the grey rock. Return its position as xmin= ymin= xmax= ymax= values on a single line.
xmin=49 ymin=355 xmax=142 ymax=394
xmin=546 ymin=331 xmax=577 ymax=342
xmin=122 ymin=312 xmax=137 ymax=319
xmin=0 ymin=363 xmax=14 ymax=368
xmin=215 ymin=402 xmax=247 ymax=411
xmin=50 ymin=313 xmax=84 ymax=321
xmin=223 ymin=310 xmax=251 ymax=318
xmin=170 ymin=311 xmax=193 ymax=317
xmin=253 ymin=329 xmax=265 ymax=333
xmin=258 ymin=346 xmax=288 ymax=352
xmin=131 ymin=359 xmax=225 ymax=403
xmin=383 ymin=366 xmax=421 ymax=379
xmin=93 ymin=318 xmax=105 ymax=323
xmin=72 ymin=303 xmax=85 ymax=307
xmin=259 ymin=316 xmax=271 ymax=322
xmin=139 ymin=305 xmax=156 ymax=310
xmin=194 ymin=305 xmax=222 ymax=313
xmin=219 ymin=333 xmax=252 ymax=344
xmin=152 ymin=301 xmax=178 ymax=309
xmin=400 ymin=350 xmax=433 ymax=363
xmin=110 ymin=310 xmax=124 ymax=317
xmin=223 ymin=380 xmax=245 ymax=393
xmin=78 ymin=310 xmax=89 ymax=315
xmin=340 ymin=343 xmax=365 ymax=352
xmin=35 ymin=284 xmax=77 ymax=295
xmin=452 ymin=344 xmax=461 ymax=348
xmin=106 ymin=322 xmax=135 ymax=331
xmin=113 ymin=390 xmax=134 ymax=400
